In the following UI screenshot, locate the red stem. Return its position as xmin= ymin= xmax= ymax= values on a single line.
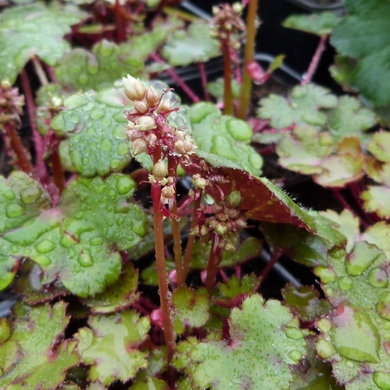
xmin=50 ymin=138 xmax=66 ymax=194
xmin=182 ymin=192 xmax=201 ymax=279
xmin=222 ymin=41 xmax=234 ymax=115
xmin=198 ymin=62 xmax=211 ymax=102
xmin=259 ymin=249 xmax=284 ymax=281
xmin=3 ymin=122 xmax=34 ymax=175
xmin=151 ymin=183 xmax=176 ymax=364
xmin=150 ymin=54 xmax=200 ymax=103
xmin=20 ymin=69 xmax=49 ymax=185
xmin=301 ymin=35 xmax=328 ymax=85
xmin=205 ymin=235 xmax=221 ymax=291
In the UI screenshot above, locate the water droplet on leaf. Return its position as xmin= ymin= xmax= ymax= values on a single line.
xmin=316 ymin=339 xmax=333 ymax=359
xmin=77 ymin=250 xmax=94 ymax=267
xmin=116 ymin=176 xmax=134 ymax=195
xmin=376 ymin=293 xmax=390 ymax=321
xmin=35 ymin=239 xmax=55 ymax=253
xmin=373 ymin=371 xmax=390 ymax=390
xmin=34 ymin=254 xmax=52 ymax=266
xmin=368 ymin=267 xmax=388 ymax=288
xmin=338 ymin=276 xmax=352 ymax=290
xmin=4 ymin=190 xmax=15 ymax=200
xmin=6 ymin=203 xmax=25 ymax=218
xmin=346 ymin=242 xmax=383 ymax=276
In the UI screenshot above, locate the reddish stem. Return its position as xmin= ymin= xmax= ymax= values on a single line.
xmin=205 ymin=235 xmax=222 ymax=291
xmin=20 ymin=69 xmax=49 ymax=185
xmin=114 ymin=0 xmax=126 ymax=43
xmin=198 ymin=62 xmax=211 ymax=102
xmin=222 ymin=41 xmax=234 ymax=115
xmin=3 ymin=122 xmax=34 ymax=174
xmin=301 ymin=35 xmax=328 ymax=85
xmin=151 ymin=183 xmax=176 ymax=364
xmin=50 ymin=138 xmax=66 ymax=194
xmin=259 ymin=249 xmax=284 ymax=281
xmin=182 ymin=192 xmax=201 ymax=279
xmin=150 ymin=54 xmax=200 ymax=103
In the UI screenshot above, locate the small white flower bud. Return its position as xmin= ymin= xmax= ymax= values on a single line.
xmin=134 ymin=100 xmax=148 ymax=114
xmin=136 ymin=116 xmax=156 ymax=131
xmin=156 ymin=99 xmax=172 ymax=113
xmin=145 ymin=86 xmax=160 ymax=106
xmin=152 ymin=160 xmax=168 ymax=179
xmin=193 ymin=174 xmax=207 ymax=189
xmin=131 ymin=138 xmax=147 ymax=155
xmin=123 ymin=75 xmax=146 ymax=101
xmin=161 ymin=185 xmax=175 ymax=199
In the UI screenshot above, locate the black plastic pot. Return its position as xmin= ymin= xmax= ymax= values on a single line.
xmin=284 ymin=0 xmax=344 ymax=12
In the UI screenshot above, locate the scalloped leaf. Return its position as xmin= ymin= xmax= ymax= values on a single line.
xmin=331 ymin=0 xmax=390 ymax=107
xmin=188 ymin=102 xmax=263 ymax=176
xmin=161 ymin=21 xmax=220 ymax=66
xmin=361 ymin=186 xmax=390 ymax=219
xmin=368 ymin=131 xmax=390 ymax=163
xmin=51 ymin=90 xmax=133 ymax=176
xmin=55 ymin=40 xmax=144 ymax=91
xmin=257 ymin=84 xmax=337 ymax=129
xmin=0 ymin=172 xmax=51 ymax=290
xmin=0 ymin=3 xmax=86 ymax=82
xmin=0 ymin=302 xmax=80 ymax=389
xmin=75 ymin=310 xmax=150 ymax=386
xmin=81 ymin=262 xmax=139 ymax=314
xmin=173 ymin=294 xmax=306 ymax=389
xmin=2 ymin=174 xmax=147 ymax=297
xmin=327 ymin=96 xmax=377 ymax=144
xmin=172 ymin=287 xmax=210 ymax=335
xmin=283 ymin=12 xmax=341 ymax=36
xmin=314 ymin=210 xmax=390 ymax=389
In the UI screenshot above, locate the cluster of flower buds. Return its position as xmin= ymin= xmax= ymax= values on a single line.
xmin=123 ymin=74 xmax=195 ymax=160
xmin=0 ymin=79 xmax=24 ymax=126
xmin=197 ymin=190 xmax=247 ymax=252
xmin=211 ymin=3 xmax=246 ymax=53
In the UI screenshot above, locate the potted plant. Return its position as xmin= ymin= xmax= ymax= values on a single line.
xmin=0 ymin=0 xmax=390 ymax=389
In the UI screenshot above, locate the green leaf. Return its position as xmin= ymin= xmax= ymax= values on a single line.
xmin=314 ymin=210 xmax=390 ymax=388
xmin=329 ymin=55 xmax=357 ymax=91
xmin=161 ymin=21 xmax=220 ymax=66
xmin=0 ymin=172 xmax=51 ymax=290
xmin=81 ymin=262 xmax=139 ymax=314
xmin=0 ymin=302 xmax=80 ymax=389
xmin=282 ymin=284 xmax=332 ymax=322
xmin=361 ymin=186 xmax=390 ymax=219
xmin=283 ymin=12 xmax=341 ymax=36
xmin=331 ymin=0 xmax=390 ymax=107
xmin=0 ymin=3 xmax=86 ymax=82
xmin=327 ymin=96 xmax=376 ymax=144
xmin=207 ymin=78 xmax=241 ymax=100
xmin=173 ymin=294 xmax=306 ymax=390
xmin=257 ymin=84 xmax=337 ymax=129
xmin=2 ymin=174 xmax=147 ymax=297
xmin=129 ymin=377 xmax=169 ymax=390
xmin=172 ymin=287 xmax=210 ymax=334
xmin=368 ymin=131 xmax=390 ymax=163
xmin=188 ymin=102 xmax=263 ymax=176
xmin=51 ymin=90 xmax=133 ymax=176
xmin=75 ymin=310 xmax=150 ymax=386
xmin=276 ymin=126 xmax=333 ymax=175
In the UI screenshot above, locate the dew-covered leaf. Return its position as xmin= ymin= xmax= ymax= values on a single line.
xmin=2 ymin=174 xmax=146 ymax=297
xmin=0 ymin=302 xmax=80 ymax=389
xmin=75 ymin=310 xmax=150 ymax=386
xmin=283 ymin=12 xmax=340 ymax=36
xmin=327 ymin=96 xmax=377 ymax=144
xmin=173 ymin=294 xmax=306 ymax=390
xmin=331 ymin=0 xmax=390 ymax=107
xmin=282 ymin=284 xmax=332 ymax=322
xmin=172 ymin=287 xmax=210 ymax=334
xmin=81 ymin=262 xmax=138 ymax=314
xmin=51 ymin=90 xmax=132 ymax=177
xmin=0 ymin=3 xmax=86 ymax=82
xmin=257 ymin=84 xmax=337 ymax=129
xmin=0 ymin=172 xmax=51 ymax=290
xmin=188 ymin=102 xmax=263 ymax=176
xmin=313 ymin=210 xmax=390 ymax=389
xmin=161 ymin=21 xmax=220 ymax=66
